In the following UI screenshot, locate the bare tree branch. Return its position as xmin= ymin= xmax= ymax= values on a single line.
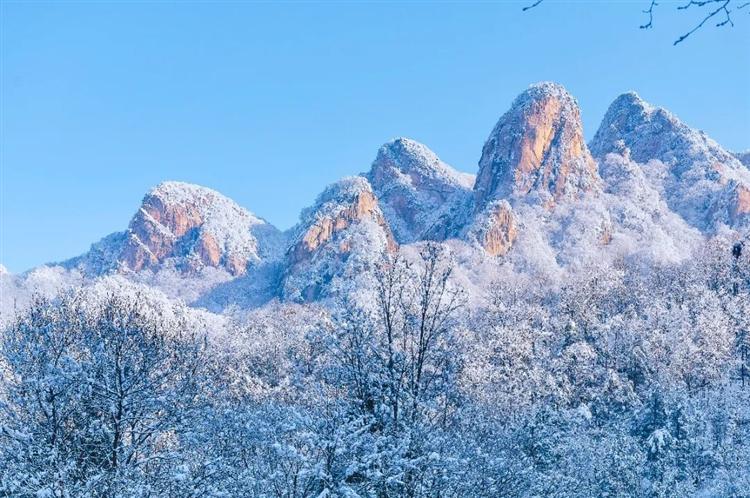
xmin=522 ymin=0 xmax=544 ymax=12
xmin=640 ymin=0 xmax=659 ymax=29
xmin=674 ymin=0 xmax=734 ymax=44
xmin=522 ymin=0 xmax=746 ymax=45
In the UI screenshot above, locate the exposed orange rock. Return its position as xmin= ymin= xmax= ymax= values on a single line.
xmin=475 ymin=83 xmax=599 ymax=210
xmin=142 ymin=196 xmax=203 ymax=238
xmin=197 ymin=232 xmax=222 ymax=267
xmin=117 ymin=182 xmax=264 ymax=276
xmin=122 ymin=190 xmax=212 ymax=273
xmin=514 ymin=97 xmax=561 ymax=192
xmin=479 ymin=202 xmax=517 ymax=257
xmin=292 ymin=188 xmax=397 ymax=263
xmin=733 ymin=185 xmax=750 ymax=218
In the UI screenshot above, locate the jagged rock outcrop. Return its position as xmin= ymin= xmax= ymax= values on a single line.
xmin=474 ymin=82 xmax=600 ymax=209
xmin=289 ymin=177 xmax=397 ymax=264
xmin=283 ymin=177 xmax=397 ymax=301
xmin=67 ymin=181 xmax=284 ymax=276
xmin=591 ymin=92 xmax=750 ymax=231
xmin=468 ymin=200 xmax=517 ymax=257
xmin=367 ymin=138 xmax=474 ymax=243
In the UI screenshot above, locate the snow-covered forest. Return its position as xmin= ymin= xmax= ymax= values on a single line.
xmin=2 ymin=237 xmax=750 ymax=497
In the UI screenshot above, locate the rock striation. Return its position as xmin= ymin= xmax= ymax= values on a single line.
xmin=283 ymin=177 xmax=397 ymax=301
xmin=474 ymin=82 xmax=600 ymax=209
xmin=67 ymin=181 xmax=284 ymax=276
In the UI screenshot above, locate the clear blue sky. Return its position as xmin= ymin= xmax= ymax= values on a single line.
xmin=1 ymin=1 xmax=748 ymax=272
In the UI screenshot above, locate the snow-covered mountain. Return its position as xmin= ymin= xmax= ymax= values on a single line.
xmin=463 ymin=82 xmax=601 ymax=258
xmin=4 ymin=82 xmax=749 ymax=498
xmin=367 ymin=137 xmax=474 ymax=243
xmin=64 ymin=181 xmax=286 ymax=277
xmin=3 ymin=82 xmax=748 ymax=315
xmin=282 ymin=176 xmax=397 ymax=301
xmin=590 ymin=92 xmax=750 ymax=231
xmin=463 ymin=82 xmax=702 ymax=271
xmin=475 ymin=82 xmax=600 ymax=208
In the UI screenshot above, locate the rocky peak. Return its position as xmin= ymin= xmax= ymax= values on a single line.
xmin=122 ymin=181 xmax=280 ymax=275
xmin=367 ymin=137 xmax=474 ymax=243
xmin=474 ymin=82 xmax=599 ymax=209
xmin=289 ymin=177 xmax=397 ymax=263
xmin=79 ymin=181 xmax=284 ymax=277
xmin=590 ymin=91 xmax=743 ymax=173
xmin=283 ymin=177 xmax=397 ymax=301
xmin=368 ymin=138 xmax=474 ymax=192
xmin=591 ymin=92 xmax=750 ymax=230
xmin=593 ymin=92 xmax=697 ymax=164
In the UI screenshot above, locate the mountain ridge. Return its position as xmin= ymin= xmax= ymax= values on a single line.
xmin=3 ymin=81 xmax=748 ymax=314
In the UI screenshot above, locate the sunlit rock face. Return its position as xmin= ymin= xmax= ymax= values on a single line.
xmin=367 ymin=138 xmax=475 ymax=243
xmin=283 ymin=177 xmax=397 ymax=301
xmin=468 ymin=82 xmax=600 ymax=257
xmin=591 ymin=92 xmax=750 ymax=231
xmin=474 ymin=82 xmax=600 ymax=209
xmin=118 ymin=181 xmax=282 ymax=276
xmin=290 ymin=178 xmax=397 ymax=264
xmin=468 ymin=200 xmax=518 ymax=257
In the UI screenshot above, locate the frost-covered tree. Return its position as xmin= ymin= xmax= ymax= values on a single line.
xmin=0 ymin=291 xmax=208 ymax=496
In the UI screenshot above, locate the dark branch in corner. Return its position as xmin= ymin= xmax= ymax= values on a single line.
xmin=674 ymin=0 xmax=734 ymax=44
xmin=523 ymin=0 xmax=746 ymax=45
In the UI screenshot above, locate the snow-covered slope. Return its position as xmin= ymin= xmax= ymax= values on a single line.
xmin=734 ymin=150 xmax=750 ymax=168
xmin=590 ymin=92 xmax=750 ymax=231
xmin=367 ymin=137 xmax=474 ymax=243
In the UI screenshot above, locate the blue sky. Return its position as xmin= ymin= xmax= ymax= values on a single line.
xmin=1 ymin=1 xmax=748 ymax=273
